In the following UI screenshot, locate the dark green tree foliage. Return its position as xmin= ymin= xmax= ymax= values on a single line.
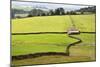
xmin=27 ymin=14 xmax=33 ymax=17
xmin=76 ymin=6 xmax=96 ymax=13
xmin=41 ymin=13 xmax=46 ymax=16
xmin=29 ymin=9 xmax=44 ymax=16
xmin=12 ymin=5 xmax=96 ymax=18
xmin=70 ymin=11 xmax=77 ymax=15
xmin=55 ymin=8 xmax=65 ymax=15
xmin=55 ymin=8 xmax=60 ymax=15
xmin=81 ymin=11 xmax=84 ymax=14
xmin=66 ymin=11 xmax=77 ymax=15
xmin=12 ymin=9 xmax=27 ymax=14
xmin=66 ymin=11 xmax=70 ymax=15
xmin=11 ymin=9 xmax=29 ymax=18
xmin=11 ymin=9 xmax=15 ymax=18
xmin=59 ymin=8 xmax=65 ymax=15
xmin=49 ymin=10 xmax=55 ymax=15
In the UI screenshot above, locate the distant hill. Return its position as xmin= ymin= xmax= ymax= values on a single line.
xmin=76 ymin=6 xmax=96 ymax=13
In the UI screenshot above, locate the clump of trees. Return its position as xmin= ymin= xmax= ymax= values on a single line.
xmin=78 ymin=6 xmax=96 ymax=13
xmin=28 ymin=7 xmax=65 ymax=17
xmin=66 ymin=11 xmax=77 ymax=15
xmin=55 ymin=8 xmax=65 ymax=15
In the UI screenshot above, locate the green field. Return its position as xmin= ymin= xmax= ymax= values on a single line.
xmin=12 ymin=55 xmax=92 ymax=65
xmin=12 ymin=15 xmax=95 ymax=33
xmin=12 ymin=14 xmax=96 ymax=65
xmin=12 ymin=33 xmax=95 ymax=56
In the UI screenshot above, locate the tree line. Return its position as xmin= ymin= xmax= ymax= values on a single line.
xmin=11 ymin=6 xmax=96 ymax=18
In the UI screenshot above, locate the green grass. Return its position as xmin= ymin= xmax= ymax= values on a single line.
xmin=12 ymin=34 xmax=77 ymax=56
xmin=12 ymin=14 xmax=96 ymax=65
xmin=12 ymin=14 xmax=95 ymax=33
xmin=12 ymin=55 xmax=92 ymax=66
xmin=12 ymin=33 xmax=95 ymax=56
xmin=71 ymin=15 xmax=95 ymax=32
xmin=12 ymin=15 xmax=71 ymax=33
xmin=70 ymin=46 xmax=95 ymax=60
xmin=73 ymin=33 xmax=95 ymax=45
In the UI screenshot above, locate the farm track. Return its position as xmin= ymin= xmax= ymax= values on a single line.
xmin=69 ymin=15 xmax=76 ymax=27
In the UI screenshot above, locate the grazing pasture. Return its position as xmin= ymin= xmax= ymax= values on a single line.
xmin=12 ymin=33 xmax=95 ymax=56
xmin=12 ymin=14 xmax=96 ymax=65
xmin=12 ymin=15 xmax=95 ymax=33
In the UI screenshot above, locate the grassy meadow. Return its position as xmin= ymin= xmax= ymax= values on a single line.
xmin=12 ymin=33 xmax=95 ymax=56
xmin=12 ymin=14 xmax=96 ymax=65
xmin=12 ymin=15 xmax=95 ymax=33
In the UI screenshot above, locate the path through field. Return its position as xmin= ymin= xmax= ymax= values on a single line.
xmin=12 ymin=15 xmax=96 ymax=66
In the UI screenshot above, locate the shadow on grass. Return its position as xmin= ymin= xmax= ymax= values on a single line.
xmin=12 ymin=52 xmax=69 ymax=60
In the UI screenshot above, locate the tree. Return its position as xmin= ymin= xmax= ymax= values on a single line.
xmin=29 ymin=9 xmax=37 ymax=16
xmin=59 ymin=8 xmax=65 ymax=15
xmin=68 ymin=11 xmax=77 ymax=15
xmin=55 ymin=8 xmax=65 ymax=15
xmin=76 ymin=6 xmax=96 ymax=14
xmin=27 ymin=14 xmax=33 ymax=17
xmin=49 ymin=10 xmax=55 ymax=15
xmin=11 ymin=9 xmax=15 ymax=18
xmin=29 ymin=9 xmax=44 ymax=16
xmin=55 ymin=8 xmax=60 ymax=15
xmin=66 ymin=11 xmax=70 ymax=15
xmin=41 ymin=13 xmax=46 ymax=16
xmin=81 ymin=11 xmax=84 ymax=14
